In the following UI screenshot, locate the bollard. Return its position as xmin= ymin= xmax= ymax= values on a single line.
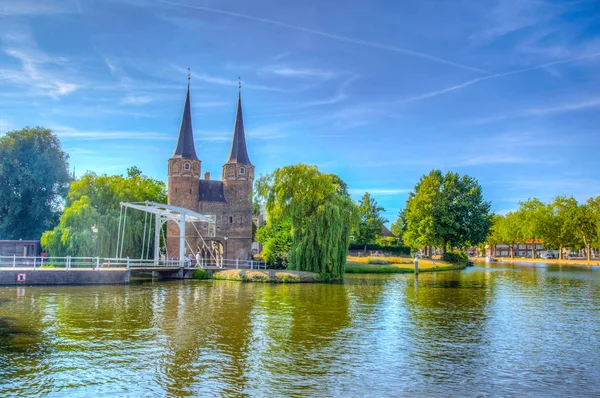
xmin=414 ymin=256 xmax=419 ymax=275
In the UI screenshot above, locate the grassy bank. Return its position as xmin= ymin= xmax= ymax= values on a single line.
xmin=210 ymin=269 xmax=322 ymax=283
xmin=345 ymin=256 xmax=466 ymax=274
xmin=485 ymin=257 xmax=600 ymax=266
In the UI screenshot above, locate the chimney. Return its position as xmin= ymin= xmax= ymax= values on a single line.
xmin=204 ymin=172 xmax=210 ymax=180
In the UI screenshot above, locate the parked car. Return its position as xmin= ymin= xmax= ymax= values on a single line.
xmin=541 ymin=253 xmax=555 ymax=259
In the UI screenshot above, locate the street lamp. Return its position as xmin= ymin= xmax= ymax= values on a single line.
xmin=91 ymin=225 xmax=98 ymax=257
xmin=223 ymin=234 xmax=229 ymax=264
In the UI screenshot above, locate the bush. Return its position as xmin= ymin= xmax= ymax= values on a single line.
xmin=442 ymin=251 xmax=468 ymax=266
xmin=367 ymin=258 xmax=390 ymax=265
xmin=193 ymin=268 xmax=210 ymax=280
xmin=349 ymin=243 xmax=411 ymax=256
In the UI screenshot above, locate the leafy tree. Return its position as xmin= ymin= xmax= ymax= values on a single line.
xmin=376 ymin=236 xmax=397 ymax=247
xmin=436 ymin=172 xmax=492 ymax=253
xmin=0 ymin=127 xmax=71 ymax=239
xmin=41 ymin=169 xmax=166 ymax=257
xmin=355 ymin=192 xmax=388 ymax=252
xmin=402 ymin=170 xmax=444 ymax=254
xmin=256 ymin=164 xmax=358 ymax=279
xmin=574 ymin=198 xmax=599 ymax=261
xmin=515 ymin=198 xmax=549 ymax=259
xmin=256 ymin=218 xmax=292 ymax=268
xmin=252 ymin=201 xmax=261 ymax=216
xmin=390 ymin=211 xmax=405 ymax=240
xmin=403 ymin=170 xmax=491 ymax=256
xmin=542 ymin=196 xmax=579 ymax=260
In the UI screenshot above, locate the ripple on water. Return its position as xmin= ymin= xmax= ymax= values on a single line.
xmin=0 ymin=267 xmax=599 ymax=396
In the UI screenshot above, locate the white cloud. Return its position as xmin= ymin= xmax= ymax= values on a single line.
xmin=0 ymin=0 xmax=80 ymax=15
xmin=264 ymin=66 xmax=338 ymax=79
xmin=0 ymin=32 xmax=80 ymax=98
xmin=156 ymin=0 xmax=489 ymax=74
xmin=53 ymin=126 xmax=171 ymax=141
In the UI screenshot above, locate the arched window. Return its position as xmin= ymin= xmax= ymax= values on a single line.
xmin=239 ymin=167 xmax=245 ymax=175
xmin=229 ymin=216 xmax=233 ymax=223
xmin=184 ymin=162 xmax=190 ymax=170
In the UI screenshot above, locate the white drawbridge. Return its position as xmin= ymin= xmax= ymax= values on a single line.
xmin=116 ymin=201 xmax=218 ymax=266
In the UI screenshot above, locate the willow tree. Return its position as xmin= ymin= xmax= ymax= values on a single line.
xmin=41 ymin=167 xmax=167 ymax=257
xmin=256 ymin=164 xmax=358 ymax=279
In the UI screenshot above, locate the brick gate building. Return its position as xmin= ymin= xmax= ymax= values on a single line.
xmin=166 ymin=81 xmax=254 ymax=261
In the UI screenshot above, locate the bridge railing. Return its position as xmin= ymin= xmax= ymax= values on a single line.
xmin=0 ymin=256 xmax=99 ymax=270
xmin=0 ymin=256 xmax=268 ymax=270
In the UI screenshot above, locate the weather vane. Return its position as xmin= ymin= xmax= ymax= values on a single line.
xmin=238 ymin=76 xmax=242 ymax=90
xmin=188 ymin=68 xmax=191 ymax=82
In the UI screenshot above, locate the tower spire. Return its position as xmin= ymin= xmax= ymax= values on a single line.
xmin=173 ymin=71 xmax=198 ymax=160
xmin=226 ymin=85 xmax=251 ymax=165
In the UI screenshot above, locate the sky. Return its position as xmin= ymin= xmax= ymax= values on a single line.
xmin=1 ymin=0 xmax=599 ymax=224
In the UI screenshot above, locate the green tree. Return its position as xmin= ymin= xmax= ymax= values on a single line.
xmin=390 ymin=211 xmax=405 ymax=241
xmin=542 ymin=196 xmax=579 ymax=260
xmin=403 ymin=170 xmax=444 ymax=255
xmin=403 ymin=170 xmax=491 ymax=256
xmin=256 ymin=218 xmax=292 ymax=268
xmin=41 ymin=169 xmax=166 ymax=257
xmin=574 ymin=198 xmax=599 ymax=261
xmin=515 ymin=198 xmax=549 ymax=259
xmin=355 ymin=192 xmax=388 ymax=253
xmin=256 ymin=164 xmax=358 ymax=279
xmin=0 ymin=127 xmax=71 ymax=239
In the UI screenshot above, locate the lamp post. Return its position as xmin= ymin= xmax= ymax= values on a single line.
xmin=91 ymin=225 xmax=98 ymax=256
xmin=223 ymin=234 xmax=229 ymax=265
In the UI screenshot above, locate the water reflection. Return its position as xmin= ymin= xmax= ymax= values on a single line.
xmin=0 ymin=263 xmax=599 ymax=396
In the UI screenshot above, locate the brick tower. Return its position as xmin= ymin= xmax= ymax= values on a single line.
xmin=221 ymin=91 xmax=254 ymax=260
xmin=166 ymin=80 xmax=200 ymax=258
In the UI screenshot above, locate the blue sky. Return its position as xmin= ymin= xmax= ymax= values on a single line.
xmin=1 ymin=0 xmax=599 ymax=223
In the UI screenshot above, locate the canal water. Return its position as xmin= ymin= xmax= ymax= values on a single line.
xmin=1 ymin=262 xmax=599 ymax=397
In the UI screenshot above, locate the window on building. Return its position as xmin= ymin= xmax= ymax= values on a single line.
xmin=229 ymin=216 xmax=233 ymax=223
xmin=239 ymin=167 xmax=245 ymax=175
xmin=184 ymin=163 xmax=190 ymax=170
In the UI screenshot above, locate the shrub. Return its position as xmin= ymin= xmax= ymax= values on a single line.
xmin=193 ymin=268 xmax=210 ymax=280
xmin=367 ymin=258 xmax=390 ymax=265
xmin=349 ymin=243 xmax=411 ymax=256
xmin=442 ymin=251 xmax=468 ymax=266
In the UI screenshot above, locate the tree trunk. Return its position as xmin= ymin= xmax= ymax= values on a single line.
xmin=559 ymin=245 xmax=563 ymax=261
xmin=532 ymin=240 xmax=536 ymax=259
xmin=587 ymin=244 xmax=591 ymax=261
xmin=511 ymin=242 xmax=515 ymax=259
xmin=364 ymin=244 xmax=367 ymax=255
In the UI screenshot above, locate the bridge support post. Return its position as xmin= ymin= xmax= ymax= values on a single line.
xmin=96 ymin=257 xmax=100 ymax=271
xmin=12 ymin=255 xmax=15 ymax=268
xmin=178 ymin=214 xmax=186 ymax=267
xmin=154 ymin=215 xmax=161 ymax=265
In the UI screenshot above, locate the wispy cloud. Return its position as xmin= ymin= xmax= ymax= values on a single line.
xmin=468 ymin=0 xmax=555 ymax=46
xmin=53 ymin=126 xmax=171 ymax=141
xmin=0 ymin=32 xmax=79 ymax=98
xmin=154 ymin=0 xmax=489 ymax=74
xmin=263 ymin=66 xmax=339 ymax=79
xmin=0 ymin=0 xmax=81 ymax=16
xmin=188 ymin=71 xmax=284 ymax=92
xmin=468 ymin=97 xmax=600 ymax=124
xmin=399 ymin=51 xmax=600 ymax=105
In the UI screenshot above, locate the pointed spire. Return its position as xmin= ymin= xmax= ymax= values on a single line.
xmin=226 ymin=85 xmax=251 ymax=165
xmin=173 ymin=71 xmax=198 ymax=160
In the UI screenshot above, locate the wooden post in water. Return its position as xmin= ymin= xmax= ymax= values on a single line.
xmin=414 ymin=256 xmax=419 ymax=275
